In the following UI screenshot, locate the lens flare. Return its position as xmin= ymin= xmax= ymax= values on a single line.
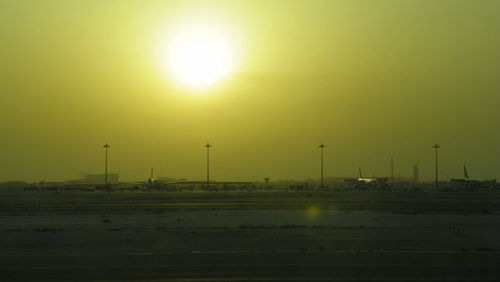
xmin=306 ymin=205 xmax=321 ymax=219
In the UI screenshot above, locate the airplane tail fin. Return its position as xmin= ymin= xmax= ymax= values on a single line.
xmin=358 ymin=167 xmax=363 ymax=178
xmin=464 ymin=165 xmax=469 ymax=179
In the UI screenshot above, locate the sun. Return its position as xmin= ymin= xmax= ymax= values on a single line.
xmin=166 ymin=26 xmax=234 ymax=88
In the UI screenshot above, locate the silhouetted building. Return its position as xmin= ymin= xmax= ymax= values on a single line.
xmin=69 ymin=174 xmax=119 ymax=184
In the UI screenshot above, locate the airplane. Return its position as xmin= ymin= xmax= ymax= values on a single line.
xmin=343 ymin=168 xmax=388 ymax=190
xmin=450 ymin=165 xmax=497 ymax=190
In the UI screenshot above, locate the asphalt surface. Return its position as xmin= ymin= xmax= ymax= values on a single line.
xmin=1 ymin=191 xmax=499 ymax=281
xmin=2 ymin=251 xmax=500 ymax=281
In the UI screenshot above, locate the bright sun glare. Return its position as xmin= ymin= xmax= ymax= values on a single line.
xmin=167 ymin=26 xmax=234 ymax=88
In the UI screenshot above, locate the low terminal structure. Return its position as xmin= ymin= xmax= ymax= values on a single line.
xmin=67 ymin=173 xmax=119 ymax=184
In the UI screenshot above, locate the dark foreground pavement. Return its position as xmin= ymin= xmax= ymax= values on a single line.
xmin=2 ymin=191 xmax=500 ymax=281
xmin=2 ymin=251 xmax=500 ymax=281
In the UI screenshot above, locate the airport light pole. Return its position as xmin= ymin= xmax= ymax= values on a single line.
xmin=391 ymin=157 xmax=394 ymax=182
xmin=433 ymin=144 xmax=440 ymax=190
xmin=205 ymin=143 xmax=212 ymax=188
xmin=319 ymin=144 xmax=326 ymax=187
xmin=103 ymin=143 xmax=110 ymax=185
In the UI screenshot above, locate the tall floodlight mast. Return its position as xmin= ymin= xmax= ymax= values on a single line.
xmin=103 ymin=143 xmax=110 ymax=185
xmin=391 ymin=157 xmax=394 ymax=182
xmin=205 ymin=143 xmax=212 ymax=188
xmin=433 ymin=144 xmax=440 ymax=190
xmin=319 ymin=144 xmax=326 ymax=187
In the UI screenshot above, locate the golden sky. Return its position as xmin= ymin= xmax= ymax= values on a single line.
xmin=1 ymin=0 xmax=499 ymax=182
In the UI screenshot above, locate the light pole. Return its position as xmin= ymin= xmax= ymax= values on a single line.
xmin=319 ymin=144 xmax=325 ymax=187
xmin=433 ymin=144 xmax=440 ymax=190
xmin=103 ymin=143 xmax=110 ymax=185
xmin=205 ymin=143 xmax=212 ymax=188
xmin=391 ymin=157 xmax=394 ymax=182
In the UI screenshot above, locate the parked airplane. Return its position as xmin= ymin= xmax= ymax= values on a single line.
xmin=343 ymin=167 xmax=388 ymax=189
xmin=450 ymin=165 xmax=497 ymax=190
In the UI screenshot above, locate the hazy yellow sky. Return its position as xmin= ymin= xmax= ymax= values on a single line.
xmin=1 ymin=0 xmax=499 ymax=182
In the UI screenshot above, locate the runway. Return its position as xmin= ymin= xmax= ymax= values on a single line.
xmin=1 ymin=191 xmax=499 ymax=281
xmin=3 ymin=251 xmax=500 ymax=281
